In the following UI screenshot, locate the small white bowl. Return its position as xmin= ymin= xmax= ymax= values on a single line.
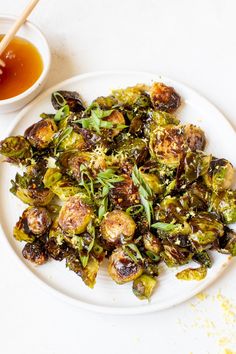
xmin=0 ymin=15 xmax=51 ymax=113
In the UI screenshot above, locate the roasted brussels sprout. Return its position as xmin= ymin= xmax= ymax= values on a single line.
xmin=211 ymin=190 xmax=236 ymax=224
xmin=66 ymin=253 xmax=99 ymax=288
xmin=178 ymin=152 xmax=211 ymax=186
xmin=57 ymin=130 xmax=85 ymax=151
xmin=104 ymin=110 xmax=126 ymax=138
xmin=22 ymin=239 xmax=48 ymax=265
xmin=161 ymin=243 xmax=192 ymax=267
xmin=204 ymin=158 xmax=234 ymax=191
xmin=179 ymin=182 xmax=210 ymax=212
xmin=149 ymin=125 xmax=184 ymax=167
xmin=155 ymin=196 xmax=188 ymax=224
xmin=45 ymin=238 xmax=71 ymax=261
xmin=24 ymin=118 xmax=58 ymax=149
xmin=43 ymin=168 xmax=81 ymax=201
xmin=108 ymin=247 xmax=143 ymax=284
xmin=184 ymin=124 xmax=206 ymax=152
xmin=0 ymin=136 xmax=32 ymax=163
xmin=51 ymin=91 xmax=85 ymax=112
xmin=149 ymin=82 xmax=181 ymax=113
xmin=92 ymin=95 xmax=118 ymax=109
xmin=193 ymin=251 xmax=212 ymax=268
xmin=133 ymin=274 xmax=157 ymax=300
xmin=112 ymin=84 xmax=149 ymax=107
xmin=176 ymin=266 xmax=207 ymax=280
xmin=100 ymin=210 xmax=136 ymax=244
xmin=189 ymin=212 xmax=224 ymax=249
xmin=140 ymin=172 xmax=163 ymax=194
xmin=109 ymin=176 xmax=140 ymax=209
xmin=115 ymin=137 xmax=148 ymax=165
xmin=150 ymin=110 xmax=180 ymax=127
xmin=143 ymin=232 xmax=162 ymax=254
xmin=58 ymin=195 xmax=94 ymax=235
xmin=215 ymin=228 xmax=236 ymax=256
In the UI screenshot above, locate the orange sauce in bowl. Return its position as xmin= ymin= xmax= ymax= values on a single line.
xmin=0 ymin=35 xmax=43 ymax=100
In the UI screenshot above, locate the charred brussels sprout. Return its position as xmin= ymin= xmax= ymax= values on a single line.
xmin=133 ymin=274 xmax=157 ymax=300
xmin=24 ymin=207 xmax=51 ymax=235
xmin=216 ymin=228 xmax=236 ymax=256
xmin=155 ymin=196 xmax=188 ymax=224
xmin=184 ymin=124 xmax=206 ymax=152
xmin=178 ymin=152 xmax=211 ymax=186
xmin=211 ymin=190 xmax=236 ymax=224
xmin=45 ymin=238 xmax=71 ymax=261
xmin=100 ymin=210 xmax=136 ymax=244
xmin=0 ymin=136 xmax=32 ymax=163
xmin=161 ymin=243 xmax=192 ymax=267
xmin=24 ymin=119 xmax=58 ymax=149
xmin=58 ymin=195 xmax=94 ymax=235
xmin=109 ymin=176 xmax=140 ymax=209
xmin=140 ymin=172 xmax=163 ymax=194
xmin=22 ymin=239 xmax=48 ymax=265
xmin=176 ymin=266 xmax=207 ymax=281
xmin=149 ymin=125 xmax=184 ymax=167
xmin=193 ymin=251 xmax=212 ymax=268
xmin=189 ymin=212 xmax=224 ymax=249
xmin=149 ymin=82 xmax=181 ymax=113
xmin=13 ymin=206 xmax=51 ymax=242
xmin=179 ymin=182 xmax=210 ymax=212
xmin=51 ymin=91 xmax=85 ymax=112
xmin=115 ymin=138 xmax=148 ymax=165
xmin=104 ymin=110 xmax=126 ymax=138
xmin=108 ymin=247 xmax=143 ymax=284
xmin=112 ymin=84 xmax=149 ymax=107
xmin=204 ymin=158 xmax=234 ymax=191
xmin=11 ymin=171 xmax=54 ymax=206
xmin=66 ymin=253 xmax=99 ymax=288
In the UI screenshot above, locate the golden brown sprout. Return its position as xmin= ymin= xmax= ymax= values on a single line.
xmin=143 ymin=232 xmax=162 ymax=254
xmin=149 ymin=82 xmax=181 ymax=113
xmin=23 ymin=207 xmax=51 ymax=235
xmin=184 ymin=124 xmax=206 ymax=151
xmin=58 ymin=195 xmax=93 ymax=235
xmin=109 ymin=176 xmax=140 ymax=209
xmin=108 ymin=247 xmax=143 ymax=284
xmin=24 ymin=118 xmax=58 ymax=149
xmin=22 ymin=240 xmax=48 ymax=265
xmin=100 ymin=210 xmax=136 ymax=244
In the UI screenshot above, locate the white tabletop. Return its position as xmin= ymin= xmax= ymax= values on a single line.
xmin=1 ymin=1 xmax=236 ymax=353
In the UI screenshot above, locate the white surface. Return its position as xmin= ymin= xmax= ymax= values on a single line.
xmin=1 ymin=71 xmax=235 ymax=315
xmin=0 ymin=15 xmax=51 ymax=113
xmin=0 ymin=0 xmax=236 ymax=353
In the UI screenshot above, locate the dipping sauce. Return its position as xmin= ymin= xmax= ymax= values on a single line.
xmin=0 ymin=35 xmax=43 ymax=100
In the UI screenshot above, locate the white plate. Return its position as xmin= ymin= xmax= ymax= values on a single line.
xmin=0 ymin=71 xmax=235 ymax=315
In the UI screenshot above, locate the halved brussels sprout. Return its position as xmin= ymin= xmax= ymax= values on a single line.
xmin=140 ymin=172 xmax=163 ymax=194
xmin=46 ymin=238 xmax=71 ymax=261
xmin=132 ymin=274 xmax=157 ymax=300
xmin=204 ymin=158 xmax=234 ymax=191
xmin=216 ymin=228 xmax=236 ymax=256
xmin=161 ymin=243 xmax=192 ymax=267
xmin=22 ymin=239 xmax=48 ymax=265
xmin=179 ymin=182 xmax=210 ymax=212
xmin=57 ymin=130 xmax=85 ymax=151
xmin=66 ymin=253 xmax=99 ymax=288
xmin=115 ymin=137 xmax=148 ymax=165
xmin=104 ymin=110 xmax=126 ymax=138
xmin=178 ymin=152 xmax=211 ymax=186
xmin=24 ymin=119 xmax=58 ymax=149
xmin=149 ymin=82 xmax=181 ymax=113
xmin=11 ymin=171 xmax=54 ymax=206
xmin=51 ymin=91 xmax=85 ymax=112
xmin=143 ymin=232 xmax=162 ymax=254
xmin=58 ymin=195 xmax=94 ymax=235
xmin=189 ymin=212 xmax=224 ymax=249
xmin=108 ymin=247 xmax=143 ymax=284
xmin=112 ymin=84 xmax=149 ymax=107
xmin=149 ymin=110 xmax=180 ymax=127
xmin=176 ymin=266 xmax=207 ymax=281
xmin=109 ymin=176 xmax=140 ymax=209
xmin=211 ymin=190 xmax=236 ymax=224
xmin=92 ymin=95 xmax=118 ymax=109
xmin=0 ymin=136 xmax=32 ymax=163
xmin=100 ymin=210 xmax=136 ymax=244
xmin=184 ymin=124 xmax=206 ymax=152
xmin=155 ymin=195 xmax=188 ymax=224
xmin=43 ymin=168 xmax=81 ymax=201
xmin=193 ymin=251 xmax=212 ymax=268
xmin=149 ymin=125 xmax=184 ymax=167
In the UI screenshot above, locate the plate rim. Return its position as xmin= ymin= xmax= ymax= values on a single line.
xmin=0 ymin=70 xmax=235 ymax=315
